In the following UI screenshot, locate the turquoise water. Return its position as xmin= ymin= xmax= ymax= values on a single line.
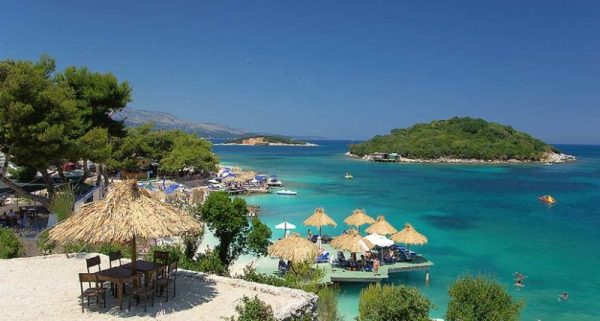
xmin=213 ymin=142 xmax=600 ymax=321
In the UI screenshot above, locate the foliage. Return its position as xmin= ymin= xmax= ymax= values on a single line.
xmin=358 ymin=283 xmax=432 ymax=321
xmin=316 ymin=286 xmax=344 ymax=321
xmin=146 ymin=244 xmax=185 ymax=264
xmin=200 ymin=192 xmax=250 ymax=266
xmin=446 ymin=275 xmax=523 ymax=321
xmin=228 ymin=295 xmax=276 ymax=321
xmin=7 ymin=165 xmax=38 ymax=182
xmin=246 ymin=218 xmax=272 ymax=257
xmin=50 ymin=185 xmax=76 ymax=222
xmin=37 ymin=229 xmax=56 ymax=255
xmin=110 ymin=125 xmax=218 ymax=176
xmin=225 ymin=135 xmax=307 ymax=145
xmin=0 ymin=227 xmax=25 ymax=258
xmin=96 ymin=243 xmax=132 ymax=259
xmin=182 ymin=249 xmax=229 ymax=276
xmin=62 ymin=241 xmax=94 ymax=254
xmin=349 ymin=117 xmax=555 ymax=161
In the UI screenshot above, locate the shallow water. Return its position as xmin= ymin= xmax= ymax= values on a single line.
xmin=213 ymin=141 xmax=600 ymax=321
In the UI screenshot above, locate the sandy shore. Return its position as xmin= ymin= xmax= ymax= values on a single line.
xmin=0 ymin=254 xmax=315 ymax=321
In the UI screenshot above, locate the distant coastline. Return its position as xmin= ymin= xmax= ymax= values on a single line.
xmin=220 ymin=135 xmax=318 ymax=147
xmin=216 ymin=142 xmax=318 ymax=147
xmin=345 ymin=151 xmax=576 ymax=164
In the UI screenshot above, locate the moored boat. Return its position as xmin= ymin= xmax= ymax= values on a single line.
xmin=276 ymin=190 xmax=298 ymax=195
xmin=538 ymin=195 xmax=556 ymax=204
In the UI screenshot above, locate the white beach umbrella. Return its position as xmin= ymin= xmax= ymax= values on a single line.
xmin=364 ymin=233 xmax=394 ymax=247
xmin=275 ymin=220 xmax=296 ymax=238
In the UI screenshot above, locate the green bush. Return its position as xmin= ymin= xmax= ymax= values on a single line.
xmin=228 ymin=295 xmax=276 ymax=321
xmin=358 ymin=283 xmax=432 ymax=321
xmin=50 ymin=186 xmax=75 ymax=222
xmin=37 ymin=229 xmax=56 ymax=255
xmin=446 ymin=275 xmax=523 ymax=321
xmin=62 ymin=241 xmax=94 ymax=254
xmin=180 ymin=249 xmax=229 ymax=276
xmin=97 ymin=243 xmax=131 ymax=258
xmin=316 ymin=286 xmax=344 ymax=321
xmin=0 ymin=227 xmax=25 ymax=258
xmin=146 ymin=243 xmax=184 ymax=263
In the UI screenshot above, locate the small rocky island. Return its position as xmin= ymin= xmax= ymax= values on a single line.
xmin=221 ymin=135 xmax=317 ymax=146
xmin=348 ymin=117 xmax=575 ymax=164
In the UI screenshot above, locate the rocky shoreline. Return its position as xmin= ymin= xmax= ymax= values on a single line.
xmin=217 ymin=142 xmax=318 ymax=147
xmin=345 ymin=151 xmax=576 ymax=164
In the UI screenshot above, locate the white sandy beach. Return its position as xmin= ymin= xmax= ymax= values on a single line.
xmin=0 ymin=254 xmax=316 ymax=321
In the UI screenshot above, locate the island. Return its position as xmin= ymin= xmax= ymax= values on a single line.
xmin=348 ymin=117 xmax=575 ymax=164
xmin=220 ymin=135 xmax=317 ymax=146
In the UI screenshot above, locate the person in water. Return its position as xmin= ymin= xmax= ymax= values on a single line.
xmin=559 ymin=292 xmax=569 ymax=301
xmin=515 ymin=279 xmax=524 ymax=288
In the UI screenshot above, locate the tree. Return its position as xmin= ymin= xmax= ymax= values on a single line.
xmin=0 ymin=56 xmax=80 ymax=207
xmin=200 ymin=192 xmax=272 ymax=267
xmin=246 ymin=218 xmax=272 ymax=257
xmin=228 ymin=295 xmax=276 ymax=321
xmin=358 ymin=283 xmax=432 ymax=321
xmin=160 ymin=131 xmax=218 ymax=176
xmin=446 ymin=275 xmax=523 ymax=321
xmin=201 ymin=192 xmax=250 ymax=266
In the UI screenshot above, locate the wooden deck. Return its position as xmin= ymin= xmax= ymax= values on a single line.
xmin=321 ymin=255 xmax=433 ymax=283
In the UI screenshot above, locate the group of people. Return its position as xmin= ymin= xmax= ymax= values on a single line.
xmin=514 ymin=271 xmax=569 ymax=303
xmin=0 ymin=208 xmax=29 ymax=228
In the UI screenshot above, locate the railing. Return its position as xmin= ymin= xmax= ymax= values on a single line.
xmin=73 ymin=182 xmax=105 ymax=212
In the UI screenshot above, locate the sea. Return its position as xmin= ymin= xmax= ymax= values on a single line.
xmin=212 ymin=141 xmax=600 ymax=321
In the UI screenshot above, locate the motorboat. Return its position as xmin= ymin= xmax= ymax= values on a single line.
xmin=276 ymin=190 xmax=298 ymax=196
xmin=538 ymin=195 xmax=556 ymax=204
xmin=344 ymin=173 xmax=353 ymax=179
xmin=267 ymin=175 xmax=284 ymax=187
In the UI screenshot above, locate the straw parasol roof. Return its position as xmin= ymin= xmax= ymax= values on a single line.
xmin=365 ymin=215 xmax=398 ymax=235
xmin=267 ymin=233 xmax=319 ymax=263
xmin=49 ymin=180 xmax=202 ymax=270
xmin=331 ymin=229 xmax=374 ymax=253
xmin=303 ymin=208 xmax=337 ymax=236
xmin=391 ymin=223 xmax=428 ymax=246
xmin=344 ymin=209 xmax=375 ymax=227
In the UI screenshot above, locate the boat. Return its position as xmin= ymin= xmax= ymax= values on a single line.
xmin=267 ymin=175 xmax=284 ymax=187
xmin=344 ymin=172 xmax=353 ymax=179
xmin=276 ymin=190 xmax=298 ymax=196
xmin=538 ymin=195 xmax=556 ymax=204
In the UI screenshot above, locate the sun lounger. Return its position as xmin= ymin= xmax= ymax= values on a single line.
xmin=316 ymin=251 xmax=329 ymax=263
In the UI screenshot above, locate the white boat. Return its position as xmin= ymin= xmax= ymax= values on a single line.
xmin=344 ymin=174 xmax=353 ymax=179
xmin=276 ymin=190 xmax=298 ymax=196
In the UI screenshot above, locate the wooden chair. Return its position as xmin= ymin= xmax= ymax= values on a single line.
xmin=128 ymin=269 xmax=158 ymax=312
xmin=86 ymin=255 xmax=102 ymax=273
xmin=157 ymin=261 xmax=177 ymax=301
xmin=153 ymin=250 xmax=170 ymax=265
xmin=79 ymin=273 xmax=106 ymax=313
xmin=108 ymin=251 xmax=122 ymax=268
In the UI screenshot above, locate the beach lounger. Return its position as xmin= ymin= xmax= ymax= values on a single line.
xmin=316 ymin=251 xmax=330 ymax=263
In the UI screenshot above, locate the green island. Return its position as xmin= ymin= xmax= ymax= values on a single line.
xmin=349 ymin=117 xmax=575 ymax=163
xmin=222 ymin=135 xmax=316 ymax=146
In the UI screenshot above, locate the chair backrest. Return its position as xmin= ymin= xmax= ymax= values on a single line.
xmin=168 ymin=261 xmax=178 ymax=276
xmin=153 ymin=250 xmax=169 ymax=264
xmin=86 ymin=256 xmax=101 ymax=273
xmin=108 ymin=251 xmax=122 ymax=268
xmin=146 ymin=269 xmax=158 ymax=287
xmin=79 ymin=272 xmax=99 ymax=293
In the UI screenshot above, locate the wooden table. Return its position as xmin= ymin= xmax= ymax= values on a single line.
xmin=97 ymin=267 xmax=137 ymax=309
xmin=121 ymin=260 xmax=162 ymax=273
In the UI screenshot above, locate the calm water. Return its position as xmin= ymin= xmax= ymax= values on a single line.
xmin=213 ymin=141 xmax=600 ymax=321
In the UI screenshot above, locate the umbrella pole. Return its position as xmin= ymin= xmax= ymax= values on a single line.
xmin=131 ymin=235 xmax=137 ymax=272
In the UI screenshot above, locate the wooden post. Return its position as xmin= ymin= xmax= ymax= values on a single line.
xmin=131 ymin=235 xmax=137 ymax=272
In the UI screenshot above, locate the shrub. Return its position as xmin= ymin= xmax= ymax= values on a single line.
xmin=97 ymin=243 xmax=131 ymax=258
xmin=50 ymin=186 xmax=75 ymax=222
xmin=228 ymin=295 xmax=276 ymax=321
xmin=146 ymin=244 xmax=184 ymax=263
xmin=37 ymin=229 xmax=56 ymax=255
xmin=316 ymin=286 xmax=344 ymax=321
xmin=0 ymin=227 xmax=25 ymax=258
xmin=181 ymin=249 xmax=229 ymax=276
xmin=446 ymin=275 xmax=523 ymax=321
xmin=358 ymin=283 xmax=432 ymax=321
xmin=62 ymin=241 xmax=94 ymax=254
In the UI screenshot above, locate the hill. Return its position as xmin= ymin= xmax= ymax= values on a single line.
xmin=223 ymin=135 xmax=315 ymax=146
xmin=349 ymin=117 xmax=574 ymax=163
xmin=112 ymin=108 xmax=249 ymax=139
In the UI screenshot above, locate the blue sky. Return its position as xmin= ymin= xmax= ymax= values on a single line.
xmin=1 ymin=1 xmax=599 ymax=143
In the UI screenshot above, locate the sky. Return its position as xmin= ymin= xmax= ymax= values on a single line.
xmin=1 ymin=1 xmax=599 ymax=143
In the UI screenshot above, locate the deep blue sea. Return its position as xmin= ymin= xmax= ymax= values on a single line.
xmin=213 ymin=141 xmax=600 ymax=321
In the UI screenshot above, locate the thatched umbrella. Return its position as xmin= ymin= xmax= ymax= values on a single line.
xmin=303 ymin=208 xmax=337 ymax=237
xmin=344 ymin=209 xmax=375 ymax=232
xmin=365 ymin=215 xmax=398 ymax=236
xmin=49 ymin=180 xmax=202 ymax=271
xmin=391 ymin=223 xmax=428 ymax=248
xmin=267 ymin=233 xmax=319 ymax=263
xmin=331 ymin=229 xmax=374 ymax=253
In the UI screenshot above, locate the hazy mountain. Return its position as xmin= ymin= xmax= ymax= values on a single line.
xmin=113 ymin=108 xmax=250 ymax=139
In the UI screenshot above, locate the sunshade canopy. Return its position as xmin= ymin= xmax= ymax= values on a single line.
xmin=275 ymin=221 xmax=297 ymax=230
xmin=303 ymin=208 xmax=337 ymax=228
xmin=391 ymin=223 xmax=428 ymax=246
xmin=364 ymin=233 xmax=394 ymax=247
xmin=267 ymin=233 xmax=319 ymax=263
xmin=331 ymin=229 xmax=374 ymax=253
xmin=365 ymin=215 xmax=398 ymax=235
xmin=344 ymin=209 xmax=375 ymax=227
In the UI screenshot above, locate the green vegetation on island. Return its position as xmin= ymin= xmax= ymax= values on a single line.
xmin=224 ymin=135 xmax=309 ymax=145
xmin=349 ymin=117 xmax=557 ymax=161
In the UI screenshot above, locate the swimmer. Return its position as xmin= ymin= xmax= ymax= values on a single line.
xmin=514 ymin=271 xmax=526 ymax=281
xmin=559 ymin=292 xmax=569 ymax=301
xmin=514 ymin=279 xmax=524 ymax=288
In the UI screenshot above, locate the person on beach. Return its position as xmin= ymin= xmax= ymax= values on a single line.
xmin=373 ymin=258 xmax=380 ymax=275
